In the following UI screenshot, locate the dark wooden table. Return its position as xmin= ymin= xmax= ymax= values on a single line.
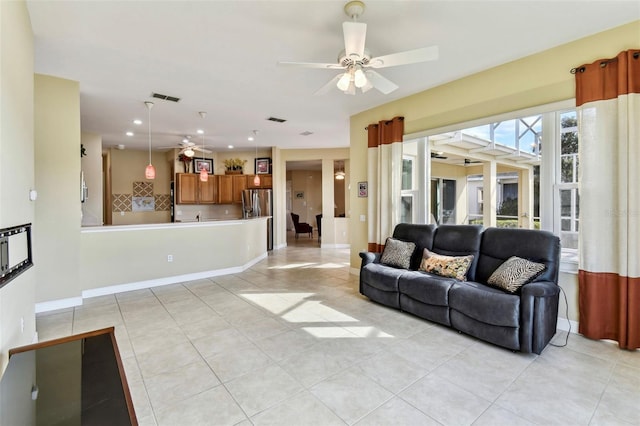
xmin=1 ymin=327 xmax=137 ymax=425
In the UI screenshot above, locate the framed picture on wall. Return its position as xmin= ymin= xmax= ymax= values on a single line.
xmin=358 ymin=181 xmax=368 ymax=197
xmin=255 ymin=157 xmax=271 ymax=174
xmin=194 ymin=158 xmax=213 ymax=174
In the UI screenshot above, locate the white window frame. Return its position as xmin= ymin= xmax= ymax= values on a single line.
xmin=404 ymin=99 xmax=577 ymax=273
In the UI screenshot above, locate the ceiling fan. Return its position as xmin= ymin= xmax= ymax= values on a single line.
xmin=161 ymin=136 xmax=212 ymax=157
xmin=278 ymin=1 xmax=438 ymax=95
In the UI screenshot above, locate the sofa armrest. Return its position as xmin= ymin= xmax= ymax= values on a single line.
xmin=521 ymin=281 xmax=560 ymax=298
xmin=359 ymin=251 xmax=381 ymax=267
xmin=520 ymin=280 xmax=560 ymax=354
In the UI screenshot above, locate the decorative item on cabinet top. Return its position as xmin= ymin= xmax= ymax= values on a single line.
xmin=224 ymin=158 xmax=247 ymax=174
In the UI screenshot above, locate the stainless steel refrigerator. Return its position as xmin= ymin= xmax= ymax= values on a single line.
xmin=242 ymin=189 xmax=273 ymax=250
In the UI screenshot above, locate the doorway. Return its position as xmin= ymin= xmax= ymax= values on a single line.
xmin=431 ymin=178 xmax=456 ymax=224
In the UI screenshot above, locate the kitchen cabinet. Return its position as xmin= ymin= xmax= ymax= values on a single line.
xmin=176 ymin=173 xmax=217 ymax=204
xmin=218 ymin=175 xmax=247 ymax=204
xmin=199 ymin=175 xmax=218 ymax=204
xmin=247 ymin=174 xmax=272 ymax=189
xmin=233 ymin=175 xmax=247 ymax=204
xmin=176 ymin=173 xmax=198 ymax=204
xmin=218 ymin=175 xmax=233 ymax=204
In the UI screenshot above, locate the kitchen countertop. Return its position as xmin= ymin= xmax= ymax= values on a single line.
xmin=81 ymin=216 xmax=270 ymax=233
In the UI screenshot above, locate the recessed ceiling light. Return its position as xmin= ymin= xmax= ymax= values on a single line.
xmin=182 ymin=138 xmax=189 ymax=143
xmin=126 ymin=131 xmax=134 ymax=136
xmin=197 ymin=129 xmax=204 ymax=134
xmin=248 ymin=136 xmax=254 ymax=141
xmin=133 ymin=119 xmax=142 ymax=125
xmin=228 ymin=145 xmax=234 ymax=149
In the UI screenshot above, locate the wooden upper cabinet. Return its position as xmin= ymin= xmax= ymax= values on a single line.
xmin=233 ymin=175 xmax=247 ymax=204
xmin=199 ymin=175 xmax=217 ymax=204
xmin=176 ymin=173 xmax=198 ymax=204
xmin=247 ymin=174 xmax=272 ymax=189
xmin=217 ymin=175 xmax=233 ymax=204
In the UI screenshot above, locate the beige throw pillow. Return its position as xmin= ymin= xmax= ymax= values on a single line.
xmin=419 ymin=248 xmax=474 ymax=281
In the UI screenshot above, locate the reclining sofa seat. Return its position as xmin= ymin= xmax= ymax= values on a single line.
xmin=359 ymin=224 xmax=561 ymax=354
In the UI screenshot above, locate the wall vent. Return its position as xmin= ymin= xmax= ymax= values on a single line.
xmin=266 ymin=116 xmax=286 ymax=123
xmin=151 ymin=92 xmax=181 ymax=102
xmin=300 ymin=131 xmax=314 ymax=136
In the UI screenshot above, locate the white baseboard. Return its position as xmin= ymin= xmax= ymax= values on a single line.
xmin=37 ymin=253 xmax=268 ymax=313
xmin=557 ymin=317 xmax=579 ymax=334
xmin=35 ymin=296 xmax=83 ymax=313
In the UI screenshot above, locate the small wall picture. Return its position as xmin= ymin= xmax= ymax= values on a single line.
xmin=358 ymin=181 xmax=368 ymax=198
xmin=194 ymin=158 xmax=213 ymax=174
xmin=255 ymin=157 xmax=271 ymax=174
xmin=295 ymin=191 xmax=305 ymax=199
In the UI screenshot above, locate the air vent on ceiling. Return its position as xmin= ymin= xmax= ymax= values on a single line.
xmin=266 ymin=116 xmax=286 ymax=123
xmin=151 ymin=92 xmax=180 ymax=103
xmin=300 ymin=131 xmax=314 ymax=136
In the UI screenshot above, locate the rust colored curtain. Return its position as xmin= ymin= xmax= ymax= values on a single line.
xmin=366 ymin=116 xmax=404 ymax=253
xmin=576 ymin=50 xmax=640 ymax=350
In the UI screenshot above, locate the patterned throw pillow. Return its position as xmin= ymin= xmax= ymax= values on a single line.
xmin=419 ymin=249 xmax=474 ymax=281
xmin=380 ymin=238 xmax=416 ymax=269
xmin=487 ymin=256 xmax=546 ymax=293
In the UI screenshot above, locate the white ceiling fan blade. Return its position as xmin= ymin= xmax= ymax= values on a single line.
xmin=365 ymin=70 xmax=398 ymax=94
xmin=193 ymin=146 xmax=212 ymax=154
xmin=343 ymin=21 xmax=367 ymax=58
xmin=278 ymin=61 xmax=344 ymax=70
xmin=314 ymin=74 xmax=342 ymax=95
xmin=368 ymin=46 xmax=439 ymax=69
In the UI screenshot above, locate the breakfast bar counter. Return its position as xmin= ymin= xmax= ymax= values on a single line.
xmin=72 ymin=217 xmax=269 ymax=303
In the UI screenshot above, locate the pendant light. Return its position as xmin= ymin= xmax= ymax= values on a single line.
xmin=251 ymin=130 xmax=260 ymax=186
xmin=199 ymin=112 xmax=208 ymax=182
xmin=144 ymin=101 xmax=155 ymax=179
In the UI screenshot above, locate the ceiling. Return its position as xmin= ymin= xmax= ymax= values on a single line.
xmin=26 ymin=1 xmax=639 ymax=153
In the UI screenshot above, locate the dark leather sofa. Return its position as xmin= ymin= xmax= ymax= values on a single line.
xmin=359 ymin=224 xmax=561 ymax=354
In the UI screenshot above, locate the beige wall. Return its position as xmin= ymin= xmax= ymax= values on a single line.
xmin=110 ymin=148 xmax=171 ymax=225
xmin=81 ymin=132 xmax=103 ymax=226
xmin=349 ymin=21 xmax=640 ymax=323
xmin=0 ymin=0 xmax=37 ymax=372
xmin=290 ymin=170 xmax=322 ymax=226
xmin=34 ymin=74 xmax=82 ymax=304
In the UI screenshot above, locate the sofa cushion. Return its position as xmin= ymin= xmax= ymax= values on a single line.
xmin=361 ymin=263 xmax=406 ymax=293
xmin=380 ymin=237 xmax=415 ymax=269
xmin=419 ymin=248 xmax=474 ymax=281
xmin=476 ymin=227 xmax=560 ymax=285
xmin=449 ymin=281 xmax=520 ymax=327
xmin=398 ymin=270 xmax=456 ymax=306
xmin=487 ymin=256 xmax=546 ymax=293
xmin=432 ymin=225 xmax=483 ymax=281
xmin=393 ymin=223 xmax=436 ymax=270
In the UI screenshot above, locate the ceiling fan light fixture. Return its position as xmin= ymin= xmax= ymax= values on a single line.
xmin=336 ymin=72 xmax=351 ymax=91
xmin=335 ymin=171 xmax=345 ymax=180
xmin=184 ymin=148 xmax=195 ymax=157
xmin=354 ymin=68 xmax=367 ymax=88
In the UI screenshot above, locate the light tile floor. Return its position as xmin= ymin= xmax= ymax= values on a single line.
xmin=36 ymin=245 xmax=639 ymax=426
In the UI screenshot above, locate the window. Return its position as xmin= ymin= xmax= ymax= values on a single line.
xmin=557 ymin=110 xmax=579 ymax=249
xmin=400 ymin=148 xmax=420 ymax=223
xmin=402 ymin=99 xmax=578 ymax=266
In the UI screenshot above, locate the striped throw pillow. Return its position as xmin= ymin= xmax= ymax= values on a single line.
xmin=487 ymin=256 xmax=546 ymax=293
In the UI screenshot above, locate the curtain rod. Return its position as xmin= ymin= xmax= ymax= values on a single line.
xmin=571 ymin=51 xmax=639 ymax=74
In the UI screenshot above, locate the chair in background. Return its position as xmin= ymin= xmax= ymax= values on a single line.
xmin=316 ymin=214 xmax=322 ymax=241
xmin=291 ymin=213 xmax=313 ymax=238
